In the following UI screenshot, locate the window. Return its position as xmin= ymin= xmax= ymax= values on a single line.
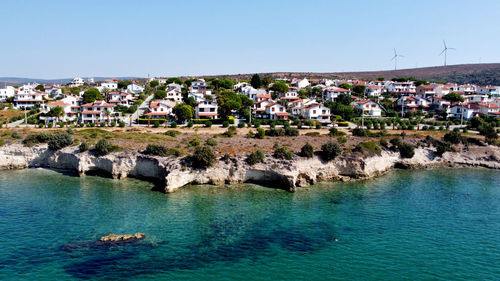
xmin=313 ymin=110 xmax=316 ymax=114
xmin=272 ymin=107 xmax=275 ymax=112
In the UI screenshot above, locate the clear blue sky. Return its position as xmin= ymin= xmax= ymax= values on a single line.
xmin=1 ymin=0 xmax=499 ymax=78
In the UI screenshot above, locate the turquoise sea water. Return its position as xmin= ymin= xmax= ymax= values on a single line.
xmin=0 ymin=168 xmax=499 ymax=280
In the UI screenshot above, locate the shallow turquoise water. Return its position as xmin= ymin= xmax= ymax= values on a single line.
xmin=0 ymin=168 xmax=499 ymax=280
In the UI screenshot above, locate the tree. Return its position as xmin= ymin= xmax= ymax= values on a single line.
xmin=217 ymin=90 xmax=241 ymax=117
xmin=311 ymin=87 xmax=323 ymax=98
xmin=173 ymin=103 xmax=193 ymax=122
xmin=82 ymin=88 xmax=103 ymax=104
xmin=35 ymin=84 xmax=45 ymax=91
xmin=336 ymin=93 xmax=353 ymax=105
xmin=154 ymin=90 xmax=167 ymax=99
xmin=191 ymin=146 xmax=215 ymax=169
xmin=69 ymin=87 xmax=80 ymax=95
xmin=149 ymin=80 xmax=159 ymax=88
xmin=118 ymin=80 xmax=132 ymax=89
xmin=301 ymin=143 xmax=314 ymax=158
xmin=185 ymin=96 xmax=198 ymax=108
xmin=321 ymin=142 xmax=342 ymax=161
xmin=443 ymin=92 xmax=464 ymax=104
xmin=338 ymin=83 xmax=352 ymax=90
xmin=48 ymin=132 xmax=73 ymax=151
xmin=211 ymin=78 xmax=235 ymax=90
xmin=48 ymin=106 xmax=64 ymax=121
xmin=166 ymin=77 xmax=182 ymax=84
xmin=250 ymin=74 xmax=262 ymax=89
xmin=271 ymin=80 xmax=289 ymax=94
xmin=353 ymin=85 xmax=367 ymax=95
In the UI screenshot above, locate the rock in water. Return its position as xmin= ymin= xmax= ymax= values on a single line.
xmin=100 ymin=233 xmax=146 ymax=242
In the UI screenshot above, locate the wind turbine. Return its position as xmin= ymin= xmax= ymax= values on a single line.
xmin=440 ymin=40 xmax=455 ymax=66
xmin=391 ymin=48 xmax=404 ymax=70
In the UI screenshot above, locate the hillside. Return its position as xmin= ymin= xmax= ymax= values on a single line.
xmin=194 ymin=63 xmax=500 ymax=85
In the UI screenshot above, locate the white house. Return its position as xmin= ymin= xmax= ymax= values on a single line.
xmin=127 ymin=83 xmax=144 ymax=94
xmin=323 ymin=87 xmax=351 ymax=102
xmin=356 ymin=100 xmax=383 ymax=117
xmin=195 ymin=99 xmax=218 ymax=119
xmin=450 ymin=104 xmax=479 ymax=120
xmin=385 ymin=81 xmax=416 ymax=93
xmin=80 ymin=100 xmax=116 ymax=124
xmin=477 ymin=86 xmax=500 ymax=97
xmin=241 ymin=86 xmax=266 ymax=101
xmin=70 ymin=77 xmax=84 ymax=87
xmin=278 ymin=90 xmax=299 ymax=101
xmin=477 ymin=102 xmax=500 ymax=117
xmin=265 ymin=102 xmax=288 ymax=120
xmin=108 ymin=91 xmax=134 ymax=106
xmin=167 ymin=83 xmax=182 ymax=91
xmin=13 ymin=87 xmax=44 ymax=109
xmin=0 ymin=85 xmax=15 ymax=102
xmin=293 ymin=78 xmax=310 ymax=89
xmin=301 ymin=103 xmax=331 ymax=124
xmin=190 ymin=80 xmax=211 ymax=96
xmin=416 ymin=85 xmax=435 ymax=99
xmin=41 ymin=100 xmax=78 ymax=122
xmin=365 ymin=85 xmax=383 ymax=97
xmin=100 ymin=79 xmax=118 ymax=90
xmin=166 ymin=89 xmax=183 ymax=103
xmin=144 ymin=100 xmax=175 ymax=119
xmin=465 ymin=94 xmax=489 ymax=104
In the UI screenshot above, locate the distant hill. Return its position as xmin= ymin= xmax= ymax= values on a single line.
xmin=2 ymin=63 xmax=500 ymax=86
xmin=0 ymin=77 xmax=142 ymax=86
xmin=191 ymin=63 xmax=500 ymax=85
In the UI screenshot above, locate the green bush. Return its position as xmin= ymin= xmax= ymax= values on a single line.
xmin=329 ymin=128 xmax=346 ymax=136
xmin=255 ymin=128 xmax=265 ymax=139
xmin=352 ymin=128 xmax=368 ymax=137
xmin=273 ymin=145 xmax=294 ymax=160
xmin=187 ymin=136 xmax=200 ymax=147
xmin=222 ymin=121 xmax=229 ymax=128
xmin=79 ymin=142 xmax=89 ymax=152
xmin=94 ymin=139 xmax=116 ymax=156
xmin=253 ymin=121 xmax=261 ymax=128
xmin=320 ymin=141 xmax=342 ymax=161
xmin=48 ymin=123 xmax=54 ymax=128
xmin=354 ymin=141 xmax=382 ymax=156
xmin=305 ymin=132 xmax=320 ymax=137
xmin=100 ymin=122 xmax=106 ymax=127
xmin=316 ymin=124 xmax=322 ymax=129
xmin=23 ymin=132 xmax=51 ymax=146
xmin=336 ymin=121 xmax=349 ymax=127
xmin=187 ymin=121 xmax=194 ymax=128
xmin=48 ymin=132 xmax=73 ymax=151
xmin=284 ymin=127 xmax=299 ymax=136
xmin=205 ymin=121 xmax=212 ymax=128
xmin=223 ymin=126 xmax=237 ymax=137
xmin=119 ymin=121 xmax=126 ymax=127
xmin=170 ymin=121 xmax=177 ymax=128
xmin=110 ymin=121 xmax=116 ymax=127
xmin=191 ymin=145 xmax=215 ymax=169
xmin=205 ymin=138 xmax=217 ymax=146
xmin=337 ymin=136 xmax=347 ymax=143
xmin=301 ymin=143 xmax=314 ymax=158
xmin=153 ymin=120 xmax=160 ymax=128
xmin=379 ymin=139 xmax=388 ymax=148
xmin=398 ymin=142 xmax=415 ymax=158
xmin=246 ymin=150 xmax=265 ymax=165
xmin=143 ymin=144 xmax=180 ymax=157
xmin=165 ymin=130 xmax=181 ymax=137
xmin=11 ymin=131 xmax=22 ymax=139
xmin=444 ymin=130 xmax=463 ymax=144
xmin=238 ymin=122 xmax=245 ymax=128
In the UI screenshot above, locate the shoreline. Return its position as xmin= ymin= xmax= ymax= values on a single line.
xmin=0 ymin=143 xmax=498 ymax=193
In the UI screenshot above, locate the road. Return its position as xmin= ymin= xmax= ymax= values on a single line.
xmin=124 ymin=94 xmax=154 ymax=126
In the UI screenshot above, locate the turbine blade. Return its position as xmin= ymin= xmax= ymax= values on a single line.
xmin=448 ymin=47 xmax=456 ymax=50
xmin=439 ymin=49 xmax=446 ymax=55
xmin=443 ymin=40 xmax=447 ymax=49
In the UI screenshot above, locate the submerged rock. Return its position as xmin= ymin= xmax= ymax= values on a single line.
xmin=100 ymin=233 xmax=146 ymax=242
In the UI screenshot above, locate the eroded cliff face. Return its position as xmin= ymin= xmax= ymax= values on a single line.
xmin=0 ymin=143 xmax=498 ymax=193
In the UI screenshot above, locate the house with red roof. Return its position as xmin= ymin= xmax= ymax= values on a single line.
xmin=416 ymin=85 xmax=436 ymax=99
xmin=365 ymin=85 xmax=383 ymax=97
xmin=195 ymin=98 xmax=218 ymax=119
xmin=80 ymin=100 xmax=116 ymax=124
xmin=301 ymin=103 xmax=331 ymax=124
xmin=265 ymin=102 xmax=288 ymax=120
xmin=144 ymin=100 xmax=175 ymax=119
xmin=477 ymin=102 xmax=500 ymax=117
xmin=356 ymin=100 xmax=383 ymax=117
xmin=450 ymin=103 xmax=479 ymax=120
xmin=323 ymin=87 xmax=351 ymax=102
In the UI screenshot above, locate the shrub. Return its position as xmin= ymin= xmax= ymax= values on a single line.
xmin=143 ymin=144 xmax=180 ymax=157
xmin=11 ymin=131 xmax=22 ymax=139
xmin=48 ymin=132 xmax=73 ymax=151
xmin=253 ymin=121 xmax=261 ymax=128
xmin=153 ymin=120 xmax=160 ymax=128
xmin=301 ymin=143 xmax=314 ymax=158
xmin=170 ymin=121 xmax=177 ymax=128
xmin=165 ymin=130 xmax=181 ymax=137
xmin=336 ymin=121 xmax=349 ymax=127
xmin=316 ymin=124 xmax=322 ymax=129
xmin=398 ymin=142 xmax=415 ymax=158
xmin=79 ymin=142 xmax=89 ymax=152
xmin=273 ymin=145 xmax=294 ymax=160
xmin=444 ymin=130 xmax=463 ymax=144
xmin=352 ymin=128 xmax=368 ymax=137
xmin=47 ymin=123 xmax=53 ymax=128
xmin=379 ymin=139 xmax=388 ymax=148
xmin=187 ymin=121 xmax=193 ymax=128
xmin=224 ymin=126 xmax=237 ymax=137
xmin=354 ymin=141 xmax=382 ymax=156
xmin=246 ymin=150 xmax=265 ymax=165
xmin=187 ymin=137 xmax=200 ymax=147
xmin=100 ymin=122 xmax=106 ymax=127
xmin=435 ymin=141 xmax=452 ymax=155
xmin=304 ymin=119 xmax=315 ymax=127
xmin=110 ymin=121 xmax=116 ymax=127
xmin=38 ymin=123 xmax=44 ymax=128
xmin=329 ymin=128 xmax=346 ymax=136
xmin=205 ymin=121 xmax=212 ymax=128
xmin=58 ymin=122 xmax=65 ymax=128
xmin=305 ymin=132 xmax=320 ymax=137
xmin=320 ymin=141 xmax=342 ymax=161
xmin=255 ymin=128 xmax=265 ymax=139
xmin=23 ymin=132 xmax=50 ymax=147
xmin=390 ymin=137 xmax=402 ymax=148
xmin=191 ymin=145 xmax=215 ymax=169
xmin=94 ymin=139 xmax=115 ymax=156
xmin=205 ymin=138 xmax=217 ymax=146
xmin=284 ymin=127 xmax=299 ymax=136
xmin=119 ymin=121 xmax=126 ymax=127
xmin=222 ymin=121 xmax=229 ymax=128
xmin=238 ymin=122 xmax=245 ymax=128
xmin=90 ymin=123 xmax=95 ymax=127
xmin=337 ymin=136 xmax=347 ymax=143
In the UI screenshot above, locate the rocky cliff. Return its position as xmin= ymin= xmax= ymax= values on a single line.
xmin=0 ymin=143 xmax=498 ymax=193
